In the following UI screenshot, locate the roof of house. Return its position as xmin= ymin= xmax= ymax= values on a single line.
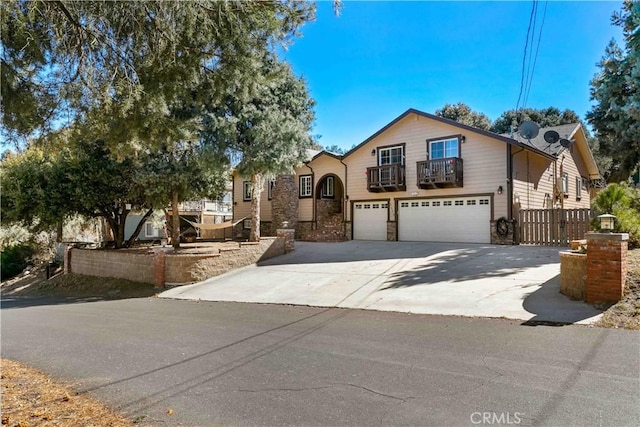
xmin=502 ymin=123 xmax=581 ymax=157
xmin=340 ymin=108 xmax=556 ymax=161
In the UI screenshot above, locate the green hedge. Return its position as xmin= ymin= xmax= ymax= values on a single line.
xmin=591 ymin=183 xmax=640 ymax=249
xmin=1 ymin=243 xmax=35 ymax=281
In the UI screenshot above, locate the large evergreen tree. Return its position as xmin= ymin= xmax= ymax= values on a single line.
xmin=1 ymin=0 xmax=314 ymax=150
xmin=434 ymin=103 xmax=491 ymax=131
xmin=587 ymin=0 xmax=639 ymax=182
xmin=491 ymin=107 xmax=581 ymax=134
xmin=205 ymin=53 xmax=316 ymax=242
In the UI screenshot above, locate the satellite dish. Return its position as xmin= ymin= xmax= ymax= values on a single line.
xmin=543 ymin=130 xmax=560 ymax=144
xmin=559 ymin=138 xmax=574 ymax=148
xmin=518 ymin=121 xmax=540 ymax=140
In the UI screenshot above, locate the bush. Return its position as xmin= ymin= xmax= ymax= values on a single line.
xmin=1 ymin=243 xmax=35 ymax=281
xmin=591 ymin=183 xmax=640 ymax=249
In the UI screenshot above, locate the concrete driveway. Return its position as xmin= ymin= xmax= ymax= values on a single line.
xmin=160 ymin=241 xmax=602 ymax=324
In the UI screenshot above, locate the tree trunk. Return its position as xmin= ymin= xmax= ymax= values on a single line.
xmin=171 ymin=191 xmax=181 ymax=249
xmin=249 ymin=173 xmax=264 ymax=242
xmin=124 ymin=208 xmax=154 ymax=248
xmin=56 ymin=221 xmax=63 ymax=243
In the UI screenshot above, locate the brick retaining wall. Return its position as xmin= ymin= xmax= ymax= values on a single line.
xmin=67 ymin=237 xmax=287 ymax=287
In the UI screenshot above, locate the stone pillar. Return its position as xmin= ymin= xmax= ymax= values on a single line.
xmin=586 ymin=232 xmax=629 ymax=304
xmin=64 ymin=245 xmax=73 ymax=274
xmin=272 ymin=175 xmax=299 ymax=231
xmin=386 ymin=221 xmax=397 ymax=241
xmin=277 ymin=229 xmax=295 ymax=253
xmin=154 ymin=250 xmax=166 ymax=289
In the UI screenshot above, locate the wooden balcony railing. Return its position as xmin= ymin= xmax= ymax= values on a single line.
xmin=417 ymin=157 xmax=463 ymax=188
xmin=367 ymin=164 xmax=406 ymax=192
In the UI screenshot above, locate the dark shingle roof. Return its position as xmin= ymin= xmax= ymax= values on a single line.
xmin=502 ymin=123 xmax=580 ymax=157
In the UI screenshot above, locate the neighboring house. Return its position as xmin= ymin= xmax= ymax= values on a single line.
xmin=124 ymin=214 xmax=164 ymax=242
xmin=232 ymin=108 xmax=601 ymax=244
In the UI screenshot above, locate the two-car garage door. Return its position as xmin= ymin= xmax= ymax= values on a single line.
xmin=398 ymin=196 xmax=491 ymax=243
xmin=353 ymin=196 xmax=491 ymax=243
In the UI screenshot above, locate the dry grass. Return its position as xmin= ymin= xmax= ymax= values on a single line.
xmin=1 ymin=271 xmax=157 ymax=300
xmin=596 ymin=249 xmax=640 ymax=330
xmin=1 ymin=359 xmax=133 ymax=427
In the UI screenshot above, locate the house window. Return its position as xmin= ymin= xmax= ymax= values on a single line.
xmin=576 ymin=177 xmax=582 ymax=200
xmin=321 ymin=176 xmax=334 ymax=198
xmin=378 ymin=145 xmax=404 ymax=166
xmin=299 ymin=175 xmax=313 ymax=198
xmin=429 ymin=137 xmax=459 ymax=160
xmin=562 ymin=173 xmax=569 ymax=196
xmin=243 ymin=181 xmax=252 ymax=201
xmin=145 ymin=222 xmax=161 ymax=238
xmin=243 ymin=219 xmax=251 ymax=229
xmin=267 ymin=180 xmax=276 ymax=200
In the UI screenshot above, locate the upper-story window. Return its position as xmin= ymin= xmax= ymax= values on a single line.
xmin=576 ymin=177 xmax=582 ymax=200
xmin=562 ymin=173 xmax=569 ymax=196
xmin=429 ymin=137 xmax=459 ymax=160
xmin=243 ymin=181 xmax=252 ymax=201
xmin=378 ymin=145 xmax=404 ymax=166
xmin=299 ymin=175 xmax=313 ymax=198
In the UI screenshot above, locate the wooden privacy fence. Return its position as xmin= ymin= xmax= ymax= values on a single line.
xmin=518 ymin=208 xmax=591 ymax=246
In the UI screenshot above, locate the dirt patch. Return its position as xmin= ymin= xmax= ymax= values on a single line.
xmin=596 ymin=249 xmax=640 ymax=330
xmin=1 ymin=358 xmax=134 ymax=426
xmin=1 ymin=270 xmax=157 ymax=300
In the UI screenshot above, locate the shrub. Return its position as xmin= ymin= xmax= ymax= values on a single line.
xmin=591 ymin=183 xmax=640 ymax=248
xmin=1 ymin=243 xmax=35 ymax=281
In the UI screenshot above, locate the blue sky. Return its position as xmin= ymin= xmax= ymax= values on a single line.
xmin=281 ymin=1 xmax=625 ymax=151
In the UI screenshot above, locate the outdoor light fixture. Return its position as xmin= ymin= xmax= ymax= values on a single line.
xmin=497 ymin=185 xmax=503 ymax=195
xmin=598 ymin=213 xmax=616 ymax=233
xmin=371 ymin=149 xmax=376 ymax=156
xmin=461 ymin=135 xmax=466 ymax=143
xmin=411 ymin=191 xmax=419 ymax=197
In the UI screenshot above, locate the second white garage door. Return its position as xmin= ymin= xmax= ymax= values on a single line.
xmin=398 ymin=196 xmax=491 ymax=243
xmin=353 ymin=201 xmax=388 ymax=240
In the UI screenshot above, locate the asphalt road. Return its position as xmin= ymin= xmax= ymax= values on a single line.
xmin=1 ymin=297 xmax=639 ymax=426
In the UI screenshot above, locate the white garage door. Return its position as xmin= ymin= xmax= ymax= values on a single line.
xmin=353 ymin=201 xmax=388 ymax=240
xmin=398 ymin=196 xmax=491 ymax=243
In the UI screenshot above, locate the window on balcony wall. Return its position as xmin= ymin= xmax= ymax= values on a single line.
xmin=243 ymin=181 xmax=252 ymax=201
xmin=378 ymin=145 xmax=404 ymax=166
xmin=428 ymin=137 xmax=459 ymax=160
xmin=299 ymin=175 xmax=313 ymax=198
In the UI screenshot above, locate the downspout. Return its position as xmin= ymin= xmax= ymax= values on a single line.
xmin=508 ymin=144 xmax=526 ymax=220
xmin=305 ymin=162 xmax=315 ymax=230
xmin=340 ymin=157 xmax=349 ymax=239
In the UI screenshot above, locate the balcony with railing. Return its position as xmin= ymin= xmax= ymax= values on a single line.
xmin=367 ymin=164 xmax=406 ymax=192
xmin=417 ymin=157 xmax=463 ymax=189
xmin=175 ymin=201 xmax=203 ymax=213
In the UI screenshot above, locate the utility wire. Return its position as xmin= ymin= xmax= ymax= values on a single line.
xmin=523 ymin=0 xmax=548 ymax=109
xmin=514 ymin=0 xmax=538 ymax=114
xmin=522 ymin=0 xmax=538 ymax=108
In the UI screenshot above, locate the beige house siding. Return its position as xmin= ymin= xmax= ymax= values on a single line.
xmin=512 ymin=148 xmax=591 ymax=211
xmin=344 ymin=113 xmax=508 ymax=221
xmin=232 ymin=173 xmax=274 ymax=223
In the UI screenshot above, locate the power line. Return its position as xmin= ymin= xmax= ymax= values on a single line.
xmin=515 ymin=0 xmax=538 ymax=114
xmin=523 ymin=0 xmax=548 ymax=109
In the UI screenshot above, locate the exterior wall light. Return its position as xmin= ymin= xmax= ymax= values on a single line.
xmin=598 ymin=213 xmax=616 ymax=233
xmin=497 ymin=185 xmax=503 ymax=195
xmin=371 ymin=149 xmax=376 ymax=156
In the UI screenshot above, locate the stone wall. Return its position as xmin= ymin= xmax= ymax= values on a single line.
xmin=272 ymin=174 xmax=298 ymax=230
xmin=311 ymin=199 xmax=345 ymax=241
xmin=67 ymin=237 xmax=286 ymax=287
xmin=344 ymin=221 xmax=352 ymax=240
xmin=387 ymin=221 xmax=397 ymax=241
xmin=296 ymin=221 xmax=314 ymax=240
xmin=560 ymin=251 xmax=587 ymax=300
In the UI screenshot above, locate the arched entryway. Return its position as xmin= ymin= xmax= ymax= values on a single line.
xmin=313 ymin=174 xmax=346 ymax=241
